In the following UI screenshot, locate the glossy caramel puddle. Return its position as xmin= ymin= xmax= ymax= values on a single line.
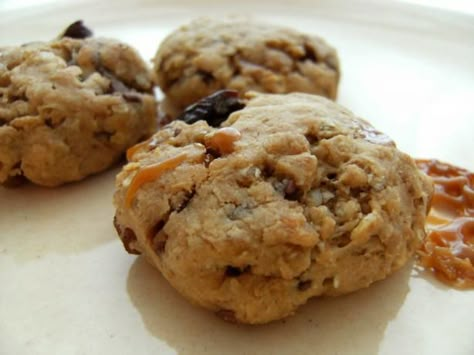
xmin=416 ymin=159 xmax=474 ymax=288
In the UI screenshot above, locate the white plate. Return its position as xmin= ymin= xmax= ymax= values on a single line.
xmin=1 ymin=1 xmax=473 ymax=354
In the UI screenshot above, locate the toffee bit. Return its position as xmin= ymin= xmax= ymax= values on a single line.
xmin=60 ymin=20 xmax=93 ymax=39
xmin=177 ymin=90 xmax=245 ymax=127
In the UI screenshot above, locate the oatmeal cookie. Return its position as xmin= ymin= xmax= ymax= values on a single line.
xmin=153 ymin=19 xmax=340 ymax=117
xmin=114 ymin=92 xmax=432 ymax=324
xmin=0 ymin=21 xmax=157 ymax=187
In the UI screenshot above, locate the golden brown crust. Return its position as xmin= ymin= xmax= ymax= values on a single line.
xmin=0 ymin=35 xmax=156 ymax=186
xmin=153 ymin=19 xmax=340 ymax=116
xmin=114 ymin=92 xmax=432 ymax=324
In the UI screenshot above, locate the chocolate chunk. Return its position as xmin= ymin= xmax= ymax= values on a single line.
xmin=205 ymin=147 xmax=221 ymax=159
xmin=177 ymin=90 xmax=245 ymax=127
xmin=44 ymin=117 xmax=54 ymax=128
xmin=121 ymin=227 xmax=141 ymax=255
xmin=225 ymin=265 xmax=250 ymax=277
xmin=297 ymin=280 xmax=312 ymax=291
xmin=302 ymin=44 xmax=317 ymax=62
xmin=274 ymin=178 xmax=301 ymax=201
xmin=61 ymin=20 xmax=93 ymax=39
xmin=283 ymin=179 xmax=298 ymax=200
xmin=304 ymin=133 xmax=319 ymax=145
xmin=114 ymin=217 xmax=141 ymax=254
xmin=262 ymin=162 xmax=275 ymax=178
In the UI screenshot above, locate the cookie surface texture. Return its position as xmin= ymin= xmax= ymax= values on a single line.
xmin=114 ymin=92 xmax=432 ymax=324
xmin=0 ymin=30 xmax=156 ymax=186
xmin=153 ymin=19 xmax=340 ymax=117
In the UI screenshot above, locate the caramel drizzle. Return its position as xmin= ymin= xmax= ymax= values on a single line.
xmin=126 ymin=137 xmax=160 ymax=161
xmin=126 ymin=140 xmax=151 ymax=161
xmin=125 ymin=153 xmax=187 ymax=207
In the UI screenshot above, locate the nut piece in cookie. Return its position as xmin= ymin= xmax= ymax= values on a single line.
xmin=0 ymin=21 xmax=157 ymax=187
xmin=113 ymin=92 xmax=432 ymax=324
xmin=153 ymin=18 xmax=340 ymax=117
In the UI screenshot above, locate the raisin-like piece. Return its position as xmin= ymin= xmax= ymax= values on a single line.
xmin=283 ymin=179 xmax=300 ymax=200
xmin=177 ymin=90 xmax=245 ymax=127
xmin=61 ymin=20 xmax=93 ymax=39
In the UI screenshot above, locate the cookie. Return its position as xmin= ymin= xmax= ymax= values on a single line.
xmin=0 ymin=21 xmax=157 ymax=187
xmin=153 ymin=19 xmax=340 ymax=117
xmin=113 ymin=92 xmax=432 ymax=324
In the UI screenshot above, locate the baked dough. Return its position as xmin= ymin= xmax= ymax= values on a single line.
xmin=114 ymin=92 xmax=432 ymax=324
xmin=0 ymin=22 xmax=157 ymax=186
xmin=153 ymin=19 xmax=340 ymax=117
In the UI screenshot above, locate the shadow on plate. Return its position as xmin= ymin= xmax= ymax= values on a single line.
xmin=127 ymin=256 xmax=412 ymax=355
xmin=0 ymin=167 xmax=120 ymax=261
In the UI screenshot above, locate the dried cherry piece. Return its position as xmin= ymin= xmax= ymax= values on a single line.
xmin=177 ymin=90 xmax=245 ymax=127
xmin=61 ymin=20 xmax=93 ymax=39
